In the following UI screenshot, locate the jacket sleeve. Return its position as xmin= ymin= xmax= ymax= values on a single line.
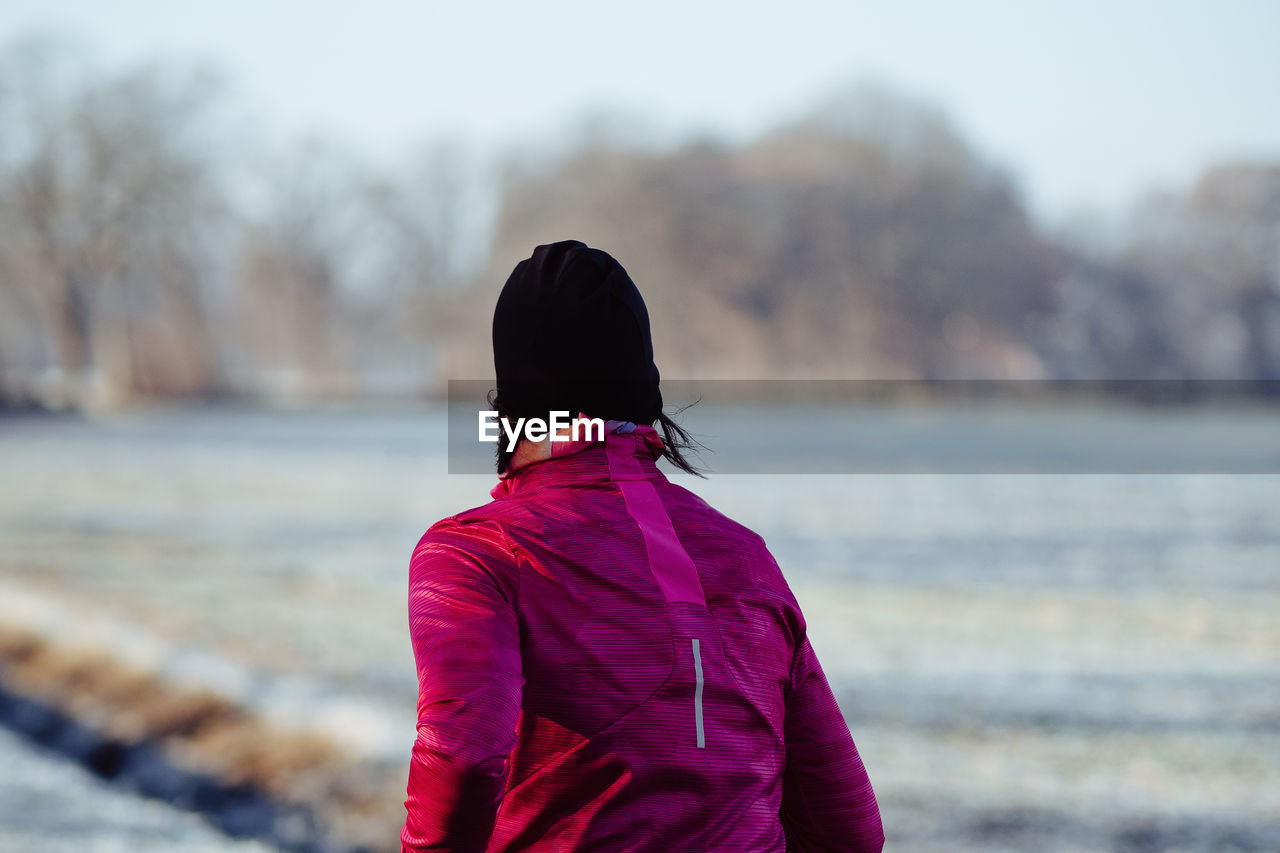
xmin=401 ymin=519 xmax=523 ymax=853
xmin=780 ymin=627 xmax=884 ymax=853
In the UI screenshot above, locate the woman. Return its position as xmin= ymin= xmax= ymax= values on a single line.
xmin=401 ymin=240 xmax=883 ymax=852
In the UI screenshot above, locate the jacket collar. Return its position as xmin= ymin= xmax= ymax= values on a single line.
xmin=490 ymin=417 xmax=666 ymax=499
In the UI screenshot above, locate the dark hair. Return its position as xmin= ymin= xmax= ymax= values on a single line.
xmin=487 ymin=389 xmax=705 ymax=478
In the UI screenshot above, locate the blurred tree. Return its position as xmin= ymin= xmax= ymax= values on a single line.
xmin=482 ymin=84 xmax=1058 ymax=380
xmin=2 ymin=40 xmax=1275 ymax=406
xmin=236 ymin=140 xmax=369 ymax=398
xmin=1045 ymin=163 xmax=1280 ymax=381
xmin=234 ymin=139 xmax=465 ymax=398
xmin=0 ymin=37 xmax=228 ymax=408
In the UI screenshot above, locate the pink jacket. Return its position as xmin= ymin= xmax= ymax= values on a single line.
xmin=402 ymin=421 xmax=883 ymax=852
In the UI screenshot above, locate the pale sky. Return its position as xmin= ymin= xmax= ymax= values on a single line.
xmin=3 ymin=0 xmax=1279 ymax=221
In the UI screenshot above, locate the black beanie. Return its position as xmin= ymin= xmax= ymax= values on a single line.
xmin=492 ymin=240 xmax=662 ymax=426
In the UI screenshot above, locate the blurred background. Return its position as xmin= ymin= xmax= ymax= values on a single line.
xmin=0 ymin=2 xmax=1277 ymax=852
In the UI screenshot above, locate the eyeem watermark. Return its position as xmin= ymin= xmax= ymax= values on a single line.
xmin=450 ymin=380 xmax=1280 ymax=474
xmin=479 ymin=410 xmax=606 ymax=452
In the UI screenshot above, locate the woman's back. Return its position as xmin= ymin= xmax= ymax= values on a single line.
xmin=401 ymin=425 xmax=883 ymax=852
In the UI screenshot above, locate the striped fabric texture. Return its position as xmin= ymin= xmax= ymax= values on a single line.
xmin=402 ymin=423 xmax=884 ymax=852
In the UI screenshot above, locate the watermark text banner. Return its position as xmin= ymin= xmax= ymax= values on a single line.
xmin=447 ymin=380 xmax=1280 ymax=474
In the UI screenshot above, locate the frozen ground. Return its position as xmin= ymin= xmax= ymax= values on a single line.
xmin=0 ymin=725 xmax=272 ymax=853
xmin=1 ymin=404 xmax=1278 ymax=851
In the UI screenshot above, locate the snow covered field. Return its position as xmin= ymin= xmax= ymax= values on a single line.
xmin=1 ymin=405 xmax=1278 ymax=851
xmin=0 ymin=725 xmax=272 ymax=853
